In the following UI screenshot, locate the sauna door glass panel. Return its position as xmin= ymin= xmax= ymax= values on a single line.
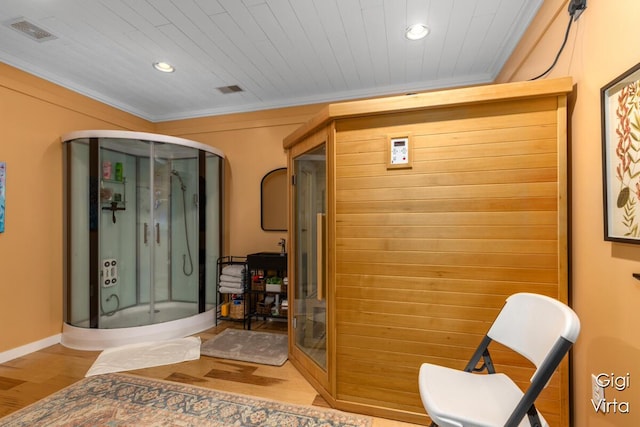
xmin=294 ymin=144 xmax=327 ymax=369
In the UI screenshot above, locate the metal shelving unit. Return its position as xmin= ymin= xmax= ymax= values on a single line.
xmin=216 ymin=256 xmax=248 ymax=327
xmin=246 ymin=252 xmax=288 ymax=330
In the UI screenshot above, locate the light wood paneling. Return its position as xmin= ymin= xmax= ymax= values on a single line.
xmin=333 ymin=91 xmax=567 ymax=423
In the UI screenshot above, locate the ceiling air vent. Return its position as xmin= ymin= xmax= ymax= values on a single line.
xmin=216 ymin=85 xmax=243 ymax=94
xmin=5 ymin=17 xmax=57 ymax=42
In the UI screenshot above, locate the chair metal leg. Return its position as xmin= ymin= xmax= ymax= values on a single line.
xmin=463 ymin=335 xmax=493 ymax=372
xmin=525 ymin=404 xmax=542 ymax=427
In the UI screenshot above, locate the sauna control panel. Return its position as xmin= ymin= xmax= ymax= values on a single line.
xmin=390 ymin=137 xmax=409 ymax=164
xmin=387 ymin=136 xmax=412 ymax=169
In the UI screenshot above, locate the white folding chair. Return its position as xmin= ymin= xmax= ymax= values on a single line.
xmin=418 ymin=293 xmax=580 ymax=427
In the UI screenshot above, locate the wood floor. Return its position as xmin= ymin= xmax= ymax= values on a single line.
xmin=0 ymin=320 xmax=422 ymax=426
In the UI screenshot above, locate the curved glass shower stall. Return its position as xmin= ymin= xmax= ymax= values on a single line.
xmin=61 ymin=130 xmax=223 ymax=350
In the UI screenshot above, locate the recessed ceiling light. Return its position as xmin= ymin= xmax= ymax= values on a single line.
xmin=405 ymin=23 xmax=429 ymax=41
xmin=153 ymin=62 xmax=175 ymax=73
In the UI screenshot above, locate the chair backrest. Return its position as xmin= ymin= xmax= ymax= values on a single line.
xmin=487 ymin=293 xmax=580 ymax=383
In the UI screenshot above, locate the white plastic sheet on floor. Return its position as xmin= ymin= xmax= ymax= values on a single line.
xmin=85 ymin=336 xmax=201 ymax=377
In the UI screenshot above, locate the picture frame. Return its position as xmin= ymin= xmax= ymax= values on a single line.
xmin=602 ymin=62 xmax=640 ymax=243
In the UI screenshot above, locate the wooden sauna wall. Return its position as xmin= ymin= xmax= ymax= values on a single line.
xmin=332 ymin=95 xmax=568 ymax=424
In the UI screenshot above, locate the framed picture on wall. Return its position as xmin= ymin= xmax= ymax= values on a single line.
xmin=602 ymin=62 xmax=640 ymax=243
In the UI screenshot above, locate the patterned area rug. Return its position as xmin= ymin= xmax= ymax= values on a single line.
xmin=201 ymin=329 xmax=288 ymax=366
xmin=0 ymin=373 xmax=372 ymax=426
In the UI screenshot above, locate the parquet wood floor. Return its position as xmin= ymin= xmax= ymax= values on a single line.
xmin=0 ymin=320 xmax=421 ymax=426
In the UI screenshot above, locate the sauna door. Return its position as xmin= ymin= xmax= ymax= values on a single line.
xmin=293 ymin=144 xmax=327 ymax=369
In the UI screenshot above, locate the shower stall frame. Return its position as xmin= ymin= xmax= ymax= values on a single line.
xmin=61 ymin=130 xmax=224 ymax=350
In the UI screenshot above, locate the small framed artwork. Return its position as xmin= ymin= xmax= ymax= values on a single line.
xmin=0 ymin=161 xmax=5 ymax=233
xmin=602 ymin=62 xmax=640 ymax=243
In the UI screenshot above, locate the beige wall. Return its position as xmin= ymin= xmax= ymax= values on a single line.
xmin=497 ymin=0 xmax=640 ymax=425
xmin=0 ymin=63 xmax=153 ymax=352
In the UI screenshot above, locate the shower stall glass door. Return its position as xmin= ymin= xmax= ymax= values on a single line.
xmin=99 ymin=138 xmax=147 ymax=325
xmin=168 ymin=155 xmax=200 ymax=305
xmin=136 ymin=144 xmax=201 ymax=325
xmin=98 ymin=140 xmax=201 ymax=328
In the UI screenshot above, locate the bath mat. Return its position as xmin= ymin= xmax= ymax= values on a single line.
xmin=85 ymin=336 xmax=201 ymax=377
xmin=0 ymin=373 xmax=371 ymax=426
xmin=201 ymin=329 xmax=288 ymax=366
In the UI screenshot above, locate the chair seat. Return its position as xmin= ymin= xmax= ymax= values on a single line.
xmin=419 ymin=363 xmax=549 ymax=427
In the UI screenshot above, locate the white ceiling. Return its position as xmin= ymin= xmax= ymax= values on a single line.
xmin=0 ymin=0 xmax=543 ymax=122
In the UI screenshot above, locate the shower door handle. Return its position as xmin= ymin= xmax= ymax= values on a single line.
xmin=156 ymin=223 xmax=160 ymax=245
xmin=144 ymin=223 xmax=148 ymax=245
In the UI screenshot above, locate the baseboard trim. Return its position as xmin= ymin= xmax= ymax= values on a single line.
xmin=0 ymin=334 xmax=62 ymax=364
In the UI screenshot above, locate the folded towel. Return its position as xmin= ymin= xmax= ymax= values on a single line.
xmin=219 ymin=286 xmax=245 ymax=294
xmin=220 ymin=274 xmax=243 ymax=283
xmin=221 ymin=264 xmax=245 ymax=277
xmin=219 ymin=280 xmax=244 ymax=290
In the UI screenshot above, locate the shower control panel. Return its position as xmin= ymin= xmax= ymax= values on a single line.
xmin=102 ymin=258 xmax=118 ymax=287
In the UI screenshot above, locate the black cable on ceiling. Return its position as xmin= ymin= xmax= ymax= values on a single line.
xmin=529 ymin=13 xmax=574 ymax=81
